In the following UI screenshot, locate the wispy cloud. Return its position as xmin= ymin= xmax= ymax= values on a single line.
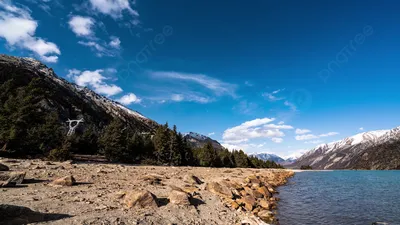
xmin=295 ymin=131 xmax=339 ymax=140
xmin=295 ymin=134 xmax=318 ymax=141
xmin=359 ymin=127 xmax=364 ymax=131
xmin=304 ymin=140 xmax=323 ymax=144
xmin=0 ymin=1 xmax=61 ymax=62
xmin=222 ymin=118 xmax=292 ymax=145
xmin=208 ymin=132 xmax=215 ymax=136
xmin=284 ymin=100 xmax=297 ymax=111
xmin=262 ymin=89 xmax=285 ymax=101
xmin=295 ymin=128 xmax=311 ymax=134
xmin=319 ymin=132 xmax=339 ymax=137
xmin=68 ymin=14 xmax=122 ymax=57
xmin=149 ymin=71 xmax=237 ymax=97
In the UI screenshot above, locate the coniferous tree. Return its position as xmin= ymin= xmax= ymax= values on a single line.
xmin=153 ymin=122 xmax=170 ymax=164
xmin=99 ymin=119 xmax=128 ymax=162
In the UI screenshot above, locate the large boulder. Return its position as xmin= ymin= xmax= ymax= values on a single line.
xmin=0 ymin=163 xmax=9 ymax=171
xmin=259 ymin=199 xmax=271 ymax=210
xmin=50 ymin=175 xmax=76 ymax=186
xmin=206 ymin=182 xmax=233 ymax=198
xmin=237 ymin=195 xmax=256 ymax=211
xmin=258 ymin=210 xmax=274 ymax=223
xmin=124 ymin=190 xmax=159 ymax=209
xmin=0 ymin=172 xmax=26 ymax=187
xmin=184 ymin=174 xmax=203 ymax=185
xmin=168 ymin=190 xmax=191 ymax=205
xmin=257 ymin=186 xmax=272 ymax=198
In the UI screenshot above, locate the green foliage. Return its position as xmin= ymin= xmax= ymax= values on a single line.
xmin=47 ymin=140 xmax=72 ymax=161
xmin=300 ymin=165 xmax=313 ymax=170
xmin=99 ymin=119 xmax=129 ymax=162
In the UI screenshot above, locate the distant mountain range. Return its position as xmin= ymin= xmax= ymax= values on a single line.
xmin=293 ymin=126 xmax=400 ymax=170
xmin=250 ymin=153 xmax=297 ymax=165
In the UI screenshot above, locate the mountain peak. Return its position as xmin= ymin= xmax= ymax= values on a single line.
xmin=294 ymin=126 xmax=400 ymax=169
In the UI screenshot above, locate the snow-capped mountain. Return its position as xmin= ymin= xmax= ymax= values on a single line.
xmin=184 ymin=132 xmax=224 ymax=150
xmin=250 ymin=153 xmax=285 ymax=163
xmin=250 ymin=153 xmax=297 ymax=165
xmin=293 ymin=126 xmax=400 ymax=170
xmin=0 ymin=54 xmax=158 ymax=133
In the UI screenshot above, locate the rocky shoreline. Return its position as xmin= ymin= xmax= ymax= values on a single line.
xmin=0 ymin=158 xmax=294 ymax=225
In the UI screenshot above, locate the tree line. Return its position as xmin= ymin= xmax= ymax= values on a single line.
xmin=0 ymin=76 xmax=282 ymax=168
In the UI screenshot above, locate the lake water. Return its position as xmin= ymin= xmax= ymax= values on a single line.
xmin=276 ymin=171 xmax=400 ymax=225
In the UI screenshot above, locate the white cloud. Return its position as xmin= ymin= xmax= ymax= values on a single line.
xmin=208 ymin=132 xmax=215 ymax=136
xmin=296 ymin=128 xmax=311 ymax=134
xmin=109 ymin=36 xmax=121 ymax=49
xmin=149 ymin=71 xmax=236 ymax=97
xmin=319 ymin=132 xmax=339 ymax=137
xmin=264 ymin=124 xmax=293 ymax=130
xmin=88 ymin=0 xmax=139 ymax=19
xmin=295 ymin=134 xmax=318 ymax=141
xmin=222 ymin=118 xmax=290 ymax=144
xmin=117 ymin=93 xmax=141 ymax=105
xmin=0 ymin=1 xmax=61 ymax=62
xmin=68 ymin=16 xmax=95 ymax=37
xmin=278 ymin=121 xmax=284 ymax=125
xmin=70 ymin=69 xmax=123 ymax=96
xmin=262 ymin=89 xmax=285 ymax=102
xmin=284 ymin=101 xmax=297 ymax=111
xmin=359 ymin=127 xmax=364 ymax=131
xmin=305 ymin=140 xmax=323 ymax=144
xmin=296 ymin=131 xmax=339 ymax=140
xmin=78 ymin=40 xmax=120 ymax=57
xmin=272 ymin=137 xmax=283 ymax=143
xmin=171 ymin=94 xmax=184 ymax=102
xmin=67 ymin=69 xmax=82 ymax=78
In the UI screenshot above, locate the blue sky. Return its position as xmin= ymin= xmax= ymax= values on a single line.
xmin=1 ymin=0 xmax=400 ymax=158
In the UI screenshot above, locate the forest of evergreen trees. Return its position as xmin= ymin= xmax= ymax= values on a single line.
xmin=0 ymin=76 xmax=283 ymax=169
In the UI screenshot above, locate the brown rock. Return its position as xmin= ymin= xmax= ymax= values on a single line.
xmin=239 ymin=190 xmax=247 ymax=196
xmin=252 ymin=190 xmax=264 ymax=199
xmin=183 ymin=186 xmax=199 ymax=194
xmin=259 ymin=199 xmax=271 ymax=209
xmin=169 ymin=185 xmax=184 ymax=192
xmin=169 ymin=190 xmax=191 ymax=205
xmin=142 ymin=174 xmax=162 ymax=185
xmin=257 ymin=186 xmax=272 ymax=198
xmin=265 ymin=183 xmax=276 ymax=193
xmin=124 ymin=190 xmax=158 ymax=208
xmin=184 ymin=174 xmax=203 ymax=185
xmin=231 ymin=201 xmax=240 ymax=210
xmin=114 ymin=191 xmax=126 ymax=199
xmin=1 ymin=172 xmax=26 ymax=187
xmin=0 ymin=163 xmax=9 ymax=171
xmin=50 ymin=175 xmax=76 ymax=186
xmin=237 ymin=195 xmax=256 ymax=211
xmin=245 ymin=175 xmax=261 ymax=184
xmin=258 ymin=210 xmax=274 ymax=223
xmin=206 ymin=182 xmax=233 ymax=198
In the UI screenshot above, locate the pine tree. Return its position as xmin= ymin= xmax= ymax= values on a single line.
xmin=153 ymin=122 xmax=170 ymax=164
xmin=198 ymin=142 xmax=218 ymax=167
xmin=99 ymin=119 xmax=128 ymax=162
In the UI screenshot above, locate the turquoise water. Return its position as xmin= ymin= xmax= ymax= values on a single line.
xmin=277 ymin=171 xmax=400 ymax=225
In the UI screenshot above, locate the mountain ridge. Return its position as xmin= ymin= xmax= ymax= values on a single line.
xmin=293 ymin=126 xmax=400 ymax=170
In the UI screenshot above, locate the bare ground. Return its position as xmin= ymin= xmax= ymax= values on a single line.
xmin=0 ymin=158 xmax=293 ymax=225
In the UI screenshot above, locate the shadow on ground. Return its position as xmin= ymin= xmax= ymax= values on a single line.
xmin=0 ymin=204 xmax=72 ymax=225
